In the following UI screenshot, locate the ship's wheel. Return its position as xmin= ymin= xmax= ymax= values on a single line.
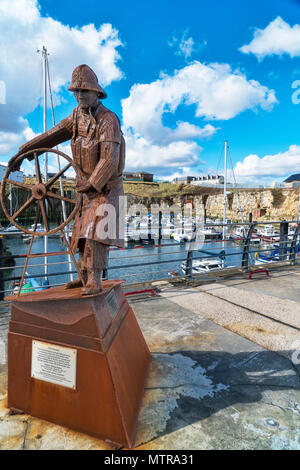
xmin=0 ymin=148 xmax=81 ymax=236
xmin=0 ymin=148 xmax=84 ymax=295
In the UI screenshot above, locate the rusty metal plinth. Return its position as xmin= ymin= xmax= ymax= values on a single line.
xmin=5 ymin=281 xmax=151 ymax=448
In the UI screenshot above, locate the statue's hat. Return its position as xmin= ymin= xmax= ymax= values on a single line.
xmin=68 ymin=64 xmax=107 ymax=99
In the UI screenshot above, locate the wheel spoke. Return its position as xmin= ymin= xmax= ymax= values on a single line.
xmin=6 ymin=179 xmax=33 ymax=191
xmin=18 ymin=207 xmax=40 ymax=296
xmin=45 ymin=163 xmax=72 ymax=188
xmin=39 ymin=199 xmax=49 ymax=232
xmin=47 ymin=190 xmax=76 ymax=205
xmin=11 ymin=195 xmax=36 ymax=220
xmin=34 ymin=152 xmax=42 ymax=183
xmin=47 ymin=196 xmax=83 ymax=283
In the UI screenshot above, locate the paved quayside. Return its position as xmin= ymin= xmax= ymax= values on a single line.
xmin=0 ymin=266 xmax=299 ymax=450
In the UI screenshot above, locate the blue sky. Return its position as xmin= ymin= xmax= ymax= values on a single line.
xmin=1 ymin=0 xmax=300 ymax=183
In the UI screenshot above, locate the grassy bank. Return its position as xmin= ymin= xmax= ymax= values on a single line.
xmin=123 ymin=181 xmax=221 ymax=198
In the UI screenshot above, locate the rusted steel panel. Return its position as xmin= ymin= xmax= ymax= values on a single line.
xmin=7 ymin=280 xmax=150 ymax=448
xmin=8 ymin=332 xmax=128 ymax=445
xmin=107 ymin=307 xmax=151 ymax=447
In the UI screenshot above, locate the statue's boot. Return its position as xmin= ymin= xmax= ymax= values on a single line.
xmin=81 ymin=269 xmax=102 ymax=295
xmin=65 ymin=255 xmax=87 ymax=289
xmin=65 ymin=272 xmax=87 ymax=289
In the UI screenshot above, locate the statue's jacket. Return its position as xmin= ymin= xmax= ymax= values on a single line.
xmin=19 ymin=102 xmax=125 ymax=249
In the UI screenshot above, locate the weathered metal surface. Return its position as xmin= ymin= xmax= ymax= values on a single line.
xmin=0 ymin=148 xmax=80 ymax=237
xmin=1 ymin=65 xmax=126 ymax=294
xmin=16 ymin=74 xmax=125 ymax=251
xmin=68 ymin=102 xmax=125 ymax=251
xmin=68 ymin=64 xmax=107 ymax=99
xmin=6 ymin=280 xmax=151 ymax=448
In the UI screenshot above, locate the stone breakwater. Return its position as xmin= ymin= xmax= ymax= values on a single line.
xmin=125 ymin=187 xmax=299 ymax=221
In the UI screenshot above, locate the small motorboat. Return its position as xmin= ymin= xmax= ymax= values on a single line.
xmin=139 ymin=236 xmax=155 ymax=246
xmin=232 ymin=226 xmax=260 ymax=244
xmin=173 ymin=232 xmax=192 ymax=243
xmin=257 ymin=225 xmax=280 ymax=242
xmin=198 ymin=226 xmax=222 ymax=240
xmin=22 ymin=223 xmax=44 ymax=241
xmin=254 ymin=249 xmax=279 ymax=264
xmin=3 ymin=224 xmax=23 ymax=237
xmin=181 ymin=258 xmax=224 ymax=274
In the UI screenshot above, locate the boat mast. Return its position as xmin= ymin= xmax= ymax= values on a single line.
xmin=38 ymin=46 xmax=49 ymax=284
xmin=222 ymin=140 xmax=228 ymax=241
xmin=46 ymin=56 xmax=67 ymax=224
xmin=9 ymin=184 xmax=12 ymax=217
xmin=46 ymin=54 xmax=74 ymax=282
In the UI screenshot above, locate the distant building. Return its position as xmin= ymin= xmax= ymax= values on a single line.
xmin=123 ymin=171 xmax=154 ymax=182
xmin=172 ymin=176 xmax=196 ymax=184
xmin=270 ymin=181 xmax=285 ymax=188
xmin=172 ymin=174 xmax=228 ymax=186
xmin=0 ymin=163 xmax=24 ymax=183
xmin=284 ymin=174 xmax=300 ymax=188
xmin=191 ymin=174 xmax=225 ymax=186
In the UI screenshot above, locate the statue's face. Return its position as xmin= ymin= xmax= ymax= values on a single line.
xmin=74 ymin=89 xmax=99 ymax=109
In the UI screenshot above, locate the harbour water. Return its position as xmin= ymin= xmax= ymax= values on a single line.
xmin=3 ymin=234 xmax=252 ymax=294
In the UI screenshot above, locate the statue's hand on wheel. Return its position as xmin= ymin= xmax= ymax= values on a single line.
xmin=7 ymin=150 xmax=35 ymax=173
xmin=7 ymin=153 xmax=22 ymax=172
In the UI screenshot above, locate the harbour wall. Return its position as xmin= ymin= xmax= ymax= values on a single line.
xmin=125 ymin=187 xmax=299 ymax=221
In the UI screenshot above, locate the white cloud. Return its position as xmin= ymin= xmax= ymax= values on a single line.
xmin=234 ymin=145 xmax=300 ymax=182
xmin=168 ymin=31 xmax=207 ymax=60
xmin=169 ymin=33 xmax=195 ymax=59
xmin=240 ymin=17 xmax=300 ymax=59
xmin=0 ymin=118 xmax=36 ymax=155
xmin=122 ymin=62 xmax=277 ymax=133
xmin=122 ymin=61 xmax=277 ymax=175
xmin=178 ymin=35 xmax=195 ymax=59
xmin=169 ymin=122 xmax=218 ymax=142
xmin=124 ymin=131 xmax=202 ymax=173
xmin=158 ymin=167 xmax=205 ymax=182
xmin=0 ymin=0 xmax=124 ymax=156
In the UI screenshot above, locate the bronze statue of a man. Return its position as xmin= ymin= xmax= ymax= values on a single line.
xmin=16 ymin=64 xmax=125 ymax=295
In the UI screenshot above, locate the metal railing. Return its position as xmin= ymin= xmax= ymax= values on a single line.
xmin=0 ymin=219 xmax=299 ymax=299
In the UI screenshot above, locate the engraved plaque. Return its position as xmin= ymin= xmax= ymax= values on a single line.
xmin=31 ymin=340 xmax=77 ymax=389
xmin=105 ymin=289 xmax=119 ymax=320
